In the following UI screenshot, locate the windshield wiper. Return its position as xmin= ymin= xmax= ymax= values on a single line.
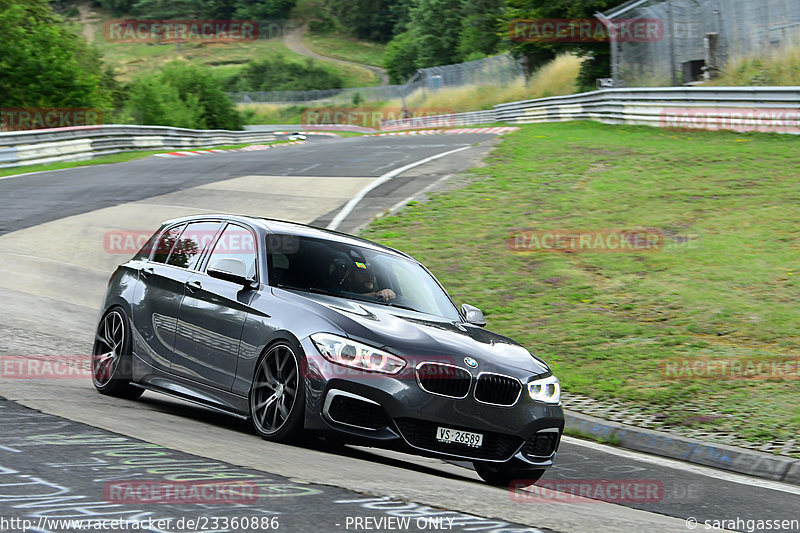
xmin=275 ymin=284 xmax=335 ymax=297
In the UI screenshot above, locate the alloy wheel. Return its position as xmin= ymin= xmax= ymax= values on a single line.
xmin=93 ymin=310 xmax=125 ymax=387
xmin=251 ymin=344 xmax=300 ymax=435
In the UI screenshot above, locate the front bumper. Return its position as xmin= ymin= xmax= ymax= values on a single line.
xmin=300 ymin=337 xmax=564 ymax=465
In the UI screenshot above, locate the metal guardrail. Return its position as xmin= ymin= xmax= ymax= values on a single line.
xmin=382 ymin=87 xmax=800 ymax=133
xmin=0 ymin=125 xmax=277 ymax=169
xmin=4 ymin=87 xmax=799 ymax=169
xmin=494 ymin=87 xmax=800 ymax=129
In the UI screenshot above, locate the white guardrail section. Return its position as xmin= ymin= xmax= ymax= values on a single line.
xmin=0 ymin=125 xmax=277 ymax=169
xmin=383 ymin=87 xmax=800 ymax=133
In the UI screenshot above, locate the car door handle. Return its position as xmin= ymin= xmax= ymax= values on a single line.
xmin=141 ymin=267 xmax=155 ymax=277
xmin=185 ymin=280 xmax=202 ymax=292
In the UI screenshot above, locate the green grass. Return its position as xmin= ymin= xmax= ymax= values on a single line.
xmin=92 ymin=27 xmax=378 ymax=87
xmin=303 ymin=31 xmax=386 ymax=67
xmin=362 ymin=121 xmax=800 ymax=448
xmin=564 ymin=428 xmax=622 ymax=447
xmin=0 ymin=151 xmax=165 ymax=178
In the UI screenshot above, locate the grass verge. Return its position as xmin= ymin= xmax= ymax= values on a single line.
xmin=303 ymin=31 xmax=387 ymax=67
xmin=563 ymin=428 xmax=622 ymax=447
xmin=361 ymin=121 xmax=800 ymax=448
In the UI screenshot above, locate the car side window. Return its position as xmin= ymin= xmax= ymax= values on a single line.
xmin=205 ymin=224 xmax=258 ymax=280
xmin=150 ymin=224 xmax=185 ymax=264
xmin=167 ymin=221 xmax=222 ymax=270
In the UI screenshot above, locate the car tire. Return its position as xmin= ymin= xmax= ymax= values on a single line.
xmin=249 ymin=340 xmax=305 ymax=443
xmin=91 ymin=307 xmax=144 ymax=400
xmin=473 ymin=460 xmax=545 ymax=487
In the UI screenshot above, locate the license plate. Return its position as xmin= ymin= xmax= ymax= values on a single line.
xmin=436 ymin=426 xmax=483 ymax=448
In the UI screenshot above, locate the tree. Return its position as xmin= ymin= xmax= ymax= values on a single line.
xmin=233 ymin=0 xmax=297 ymax=21
xmin=502 ymin=0 xmax=628 ymax=87
xmin=223 ymin=56 xmax=343 ymax=92
xmin=125 ymin=76 xmax=202 ymax=128
xmin=457 ymin=0 xmax=504 ymax=61
xmin=383 ymin=30 xmax=419 ymax=83
xmin=408 ymin=0 xmax=463 ymax=67
xmin=130 ymin=0 xmax=203 ymax=19
xmin=327 ymin=0 xmax=398 ymax=42
xmin=125 ymin=62 xmax=242 ymax=129
xmin=161 ymin=63 xmax=242 ymax=129
xmin=0 ymin=0 xmax=113 ymax=108
xmin=95 ymin=0 xmax=137 ymax=16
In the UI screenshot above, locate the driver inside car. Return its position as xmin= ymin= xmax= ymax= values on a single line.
xmin=332 ymin=255 xmax=396 ymax=302
xmin=350 ymin=260 xmax=396 ymax=302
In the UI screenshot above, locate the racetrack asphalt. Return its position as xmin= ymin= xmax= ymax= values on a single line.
xmin=0 ymin=132 xmax=797 ymax=532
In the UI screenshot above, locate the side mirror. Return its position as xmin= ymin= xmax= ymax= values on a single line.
xmin=461 ymin=304 xmax=486 ymax=327
xmin=207 ymin=258 xmax=257 ymax=288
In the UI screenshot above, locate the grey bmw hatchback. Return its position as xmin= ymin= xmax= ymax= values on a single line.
xmin=92 ymin=214 xmax=564 ymax=485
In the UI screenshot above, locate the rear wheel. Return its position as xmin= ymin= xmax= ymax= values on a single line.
xmin=250 ymin=341 xmax=305 ymax=442
xmin=92 ymin=308 xmax=143 ymax=399
xmin=473 ymin=460 xmax=545 ymax=487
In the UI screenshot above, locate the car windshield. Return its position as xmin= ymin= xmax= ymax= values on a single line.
xmin=266 ymin=234 xmax=461 ymax=321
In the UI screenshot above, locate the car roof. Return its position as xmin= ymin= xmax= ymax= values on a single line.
xmin=159 ymin=214 xmax=412 ymax=260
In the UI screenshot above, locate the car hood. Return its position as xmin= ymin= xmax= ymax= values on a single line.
xmin=273 ymin=288 xmax=551 ymax=376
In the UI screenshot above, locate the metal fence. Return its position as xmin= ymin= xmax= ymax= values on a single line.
xmin=228 ymin=54 xmax=525 ymax=105
xmin=600 ymin=0 xmax=800 ymax=87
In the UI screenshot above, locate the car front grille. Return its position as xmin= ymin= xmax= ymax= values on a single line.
xmin=327 ymin=394 xmax=389 ymax=430
xmin=394 ymin=418 xmax=523 ymax=461
xmin=415 ymin=362 xmax=472 ymax=398
xmin=474 ymin=373 xmax=522 ymax=406
xmin=521 ymin=431 xmax=560 ymax=459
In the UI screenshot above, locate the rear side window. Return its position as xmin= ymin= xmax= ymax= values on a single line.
xmin=168 ymin=221 xmax=223 ymax=270
xmin=150 ymin=225 xmax=185 ymax=264
xmin=133 ymin=226 xmax=164 ymax=261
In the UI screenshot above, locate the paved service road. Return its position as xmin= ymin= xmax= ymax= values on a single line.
xmin=0 ymin=133 xmax=795 ymax=532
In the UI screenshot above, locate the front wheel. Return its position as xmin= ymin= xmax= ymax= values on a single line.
xmin=473 ymin=460 xmax=545 ymax=487
xmin=92 ymin=307 xmax=143 ymax=399
xmin=249 ymin=341 xmax=305 ymax=442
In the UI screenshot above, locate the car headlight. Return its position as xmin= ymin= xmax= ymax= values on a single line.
xmin=310 ymin=333 xmax=406 ymax=374
xmin=527 ymin=375 xmax=560 ymax=404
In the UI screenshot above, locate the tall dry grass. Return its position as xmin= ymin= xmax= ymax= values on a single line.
xmin=402 ymin=54 xmax=584 ymax=113
xmin=707 ymin=43 xmax=800 ymax=86
xmin=237 ymin=54 xmax=585 ymax=125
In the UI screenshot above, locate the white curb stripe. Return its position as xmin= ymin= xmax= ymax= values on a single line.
xmin=327 ymin=145 xmax=471 ymax=231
